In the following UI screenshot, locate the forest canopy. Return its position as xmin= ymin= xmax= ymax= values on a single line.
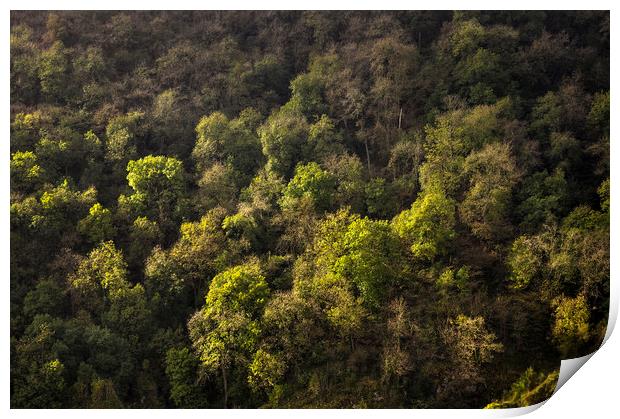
xmin=10 ymin=10 xmax=609 ymax=408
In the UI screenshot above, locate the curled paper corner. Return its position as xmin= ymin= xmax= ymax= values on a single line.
xmin=553 ymin=353 xmax=594 ymax=394
xmin=492 ymin=300 xmax=617 ymax=417
xmin=489 ymin=356 xmax=591 ymax=418
xmin=548 ymin=282 xmax=619 ymax=403
xmin=549 ymin=300 xmax=616 ymax=402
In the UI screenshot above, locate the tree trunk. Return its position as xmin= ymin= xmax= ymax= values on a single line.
xmin=221 ymin=364 xmax=228 ymax=408
xmin=364 ymin=137 xmax=372 ymax=177
xmin=192 ymin=284 xmax=199 ymax=308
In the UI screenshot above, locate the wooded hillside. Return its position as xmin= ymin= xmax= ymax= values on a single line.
xmin=10 ymin=11 xmax=609 ymax=408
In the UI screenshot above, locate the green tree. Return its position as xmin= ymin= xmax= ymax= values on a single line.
xmin=31 ymin=180 xmax=97 ymax=248
xmin=78 ymin=203 xmax=115 ymax=244
xmin=73 ymin=46 xmax=106 ymax=85
xmin=247 ymin=349 xmax=286 ymax=393
xmin=392 ymin=189 xmax=456 ymax=261
xmin=284 ymin=72 xmax=326 ymax=120
xmin=38 ymin=41 xmax=70 ymax=101
xmin=311 ymin=210 xmax=402 ymax=308
xmin=23 ymin=279 xmax=66 ymax=319
xmin=10 ymin=25 xmax=41 ymax=103
xmin=165 ymin=347 xmax=208 ymax=408
xmin=192 ymin=109 xmax=263 ymax=178
xmin=516 ymin=169 xmax=568 ymax=232
xmin=258 ymin=108 xmax=310 ymax=178
xmin=281 ymin=162 xmax=336 ymax=212
xmin=11 ymin=151 xmax=45 ymax=193
xmin=307 ymin=114 xmax=344 ymax=159
xmin=552 ymin=295 xmax=590 ymax=358
xmin=188 ymin=309 xmax=260 ymax=407
xmin=105 ymin=112 xmax=143 ymax=165
xmin=195 ymin=162 xmax=240 ymax=213
xmin=460 ymin=142 xmax=520 ymax=242
xmin=506 ymin=235 xmax=546 ymax=290
xmin=365 ymin=177 xmax=397 ymax=219
xmin=120 ymin=155 xmax=187 ymax=233
xmin=68 ymin=241 xmax=129 ymax=315
xmin=485 ymin=368 xmax=559 ymax=408
xmin=145 ymin=208 xmax=242 ymax=312
xmin=205 ymin=262 xmax=270 ymax=317
xmin=188 ymin=261 xmax=269 ymax=407
xmin=419 ymin=100 xmax=511 ymax=195
xmin=89 ymin=378 xmax=123 ymax=408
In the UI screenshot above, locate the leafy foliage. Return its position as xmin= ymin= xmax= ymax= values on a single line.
xmin=10 ymin=11 xmax=609 ymax=409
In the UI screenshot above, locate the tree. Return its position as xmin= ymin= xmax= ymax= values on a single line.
xmin=515 ymin=169 xmax=568 ymax=232
xmin=247 ymin=349 xmax=286 ymax=393
xmin=587 ymin=90 xmax=610 ymax=136
xmin=89 ymin=378 xmax=123 ymax=408
xmin=188 ymin=309 xmax=260 ymax=408
xmin=381 ymin=298 xmax=415 ymax=385
xmin=188 ymin=261 xmax=269 ymax=407
xmin=195 ymin=162 xmax=240 ymax=213
xmin=73 ymin=46 xmax=106 ymax=86
xmin=149 ymin=89 xmax=193 ymax=155
xmin=552 ymin=295 xmax=590 ymax=358
xmin=11 ymin=110 xmax=49 ymax=153
xmin=165 ymin=347 xmax=208 ymax=408
xmin=23 ymin=279 xmax=67 ymax=319
xmin=460 ymin=142 xmax=520 ymax=242
xmin=205 ymin=262 xmax=270 ymax=317
xmin=322 ymin=153 xmax=366 ymax=212
xmin=31 ymin=180 xmax=97 ymax=249
xmin=311 ymin=210 xmax=402 ymax=308
xmin=307 ymin=114 xmax=344 ymax=159
xmin=11 ymin=151 xmax=45 ymax=193
xmin=368 ymin=37 xmax=419 ymax=144
xmin=11 ymin=315 xmax=70 ymax=408
xmin=78 ymin=203 xmax=115 ymax=244
xmin=438 ymin=315 xmax=503 ymax=405
xmin=126 ymin=216 xmax=162 ymax=270
xmin=258 ymin=108 xmax=309 ymax=178
xmin=38 ymin=41 xmax=70 ymax=101
xmin=68 ymin=241 xmax=129 ymax=315
xmin=145 ymin=208 xmax=242 ymax=311
xmin=419 ymin=99 xmax=512 ymax=196
xmin=102 ymin=283 xmax=152 ymax=341
xmin=12 ymin=356 xmax=67 ymax=408
xmin=192 ymin=109 xmax=263 ymax=179
xmin=260 ymin=290 xmax=324 ymax=374
xmin=120 ymin=155 xmax=187 ymax=233
xmin=485 ymin=368 xmax=558 ymax=408
xmin=445 ymin=18 xmax=518 ymax=103
xmin=388 ymin=135 xmax=424 ymax=204
xmin=10 ymin=25 xmax=41 ymax=103
xmin=284 ymin=72 xmax=327 ymax=120
xmin=506 ymin=235 xmax=546 ymax=290
xmin=105 ymin=112 xmax=143 ymax=165
xmin=281 ymin=162 xmax=336 ymax=212
xmin=392 ymin=189 xmax=456 ymax=261
xmin=365 ymin=177 xmax=398 ymax=219
xmin=78 ymin=130 xmax=105 ymax=189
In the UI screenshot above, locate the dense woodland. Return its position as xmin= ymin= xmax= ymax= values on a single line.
xmin=10 ymin=11 xmax=610 ymax=408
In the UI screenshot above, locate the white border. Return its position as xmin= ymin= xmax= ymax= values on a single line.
xmin=2 ymin=3 xmax=617 ymax=418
